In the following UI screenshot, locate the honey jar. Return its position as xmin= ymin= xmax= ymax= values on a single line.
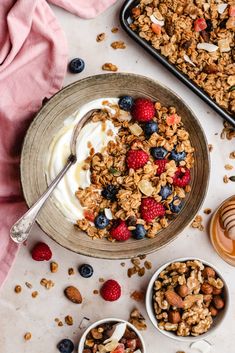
xmin=210 ymin=195 xmax=235 ymax=266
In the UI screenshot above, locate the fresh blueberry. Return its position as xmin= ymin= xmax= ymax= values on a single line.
xmin=160 ymin=185 xmax=172 ymax=200
xmin=79 ymin=264 xmax=93 ymax=278
xmin=150 ymin=147 xmax=167 ymax=160
xmin=68 ymin=58 xmax=85 ymax=74
xmin=102 ymin=185 xmax=119 ymax=201
xmin=169 ymin=197 xmax=183 ymax=214
xmin=132 ymin=224 xmax=146 ymax=240
xmin=144 ymin=121 xmax=158 ymax=138
xmin=94 ymin=213 xmax=109 ymax=229
xmin=57 ymin=339 xmax=74 ymax=353
xmin=118 ymin=96 xmax=134 ymax=111
xmin=169 ymin=149 xmax=186 ymax=162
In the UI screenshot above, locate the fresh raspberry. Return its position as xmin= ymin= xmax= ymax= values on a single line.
xmin=141 ymin=197 xmax=165 ymax=222
xmin=31 ymin=242 xmax=52 ymax=261
xmin=155 ymin=159 xmax=168 ymax=175
xmin=100 ymin=279 xmax=121 ymax=301
xmin=126 ymin=149 xmax=149 ymax=170
xmin=131 ymin=98 xmax=155 ymax=122
xmin=110 ymin=220 xmax=131 ymax=241
xmin=173 ymin=167 xmax=191 ymax=187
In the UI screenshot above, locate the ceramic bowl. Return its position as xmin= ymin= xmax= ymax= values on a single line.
xmin=20 ymin=73 xmax=209 ymax=259
xmin=145 ymin=257 xmax=229 ymax=342
xmin=77 ymin=318 xmax=146 ymax=353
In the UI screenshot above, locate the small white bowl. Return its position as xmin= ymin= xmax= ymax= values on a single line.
xmin=145 ymin=257 xmax=229 ymax=342
xmin=78 ymin=318 xmax=146 ymax=353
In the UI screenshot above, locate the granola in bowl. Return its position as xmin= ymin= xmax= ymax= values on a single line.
xmin=145 ymin=258 xmax=228 ymax=340
xmin=72 ymin=96 xmax=194 ymax=241
xmin=129 ymin=0 xmax=235 ymax=116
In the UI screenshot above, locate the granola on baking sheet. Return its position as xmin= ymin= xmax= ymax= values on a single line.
xmin=153 ymin=260 xmax=225 ymax=336
xmin=75 ymin=98 xmax=194 ymax=241
xmin=129 ymin=0 xmax=235 ymax=115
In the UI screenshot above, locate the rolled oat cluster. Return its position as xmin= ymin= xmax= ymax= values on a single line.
xmin=130 ymin=0 xmax=235 ymax=115
xmin=153 ymin=260 xmax=225 ymax=336
xmin=76 ymin=98 xmax=194 ymax=241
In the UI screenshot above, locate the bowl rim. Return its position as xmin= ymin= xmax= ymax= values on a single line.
xmin=20 ymin=73 xmax=210 ymax=259
xmin=77 ymin=317 xmax=146 ymax=353
xmin=145 ymin=257 xmax=230 ymax=342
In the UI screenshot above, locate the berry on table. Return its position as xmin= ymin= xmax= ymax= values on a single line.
xmin=31 ymin=242 xmax=52 ymax=261
xmin=131 ymin=98 xmax=155 ymax=122
xmin=126 ymin=149 xmax=149 ymax=170
xmin=173 ymin=167 xmax=191 ymax=188
xmin=140 ymin=197 xmax=165 ymax=222
xmin=132 ymin=224 xmax=146 ymax=240
xmin=110 ymin=220 xmax=131 ymax=241
xmin=118 ymin=96 xmax=134 ymax=111
xmin=169 ymin=149 xmax=186 ymax=162
xmin=57 ymin=338 xmax=74 ymax=353
xmin=155 ymin=159 xmax=168 ymax=175
xmin=143 ymin=120 xmax=158 ymax=138
xmin=169 ymin=197 xmax=183 ymax=214
xmin=102 ymin=185 xmax=119 ymax=201
xmin=68 ymin=58 xmax=85 ymax=74
xmin=94 ymin=213 xmax=109 ymax=229
xmin=151 ymin=147 xmax=167 ymax=160
xmin=78 ymin=264 xmax=93 ymax=278
xmin=100 ymin=279 xmax=121 ymax=301
xmin=160 ymin=185 xmax=172 ymax=200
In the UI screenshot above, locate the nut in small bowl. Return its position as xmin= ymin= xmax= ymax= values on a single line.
xmin=78 ymin=318 xmax=146 ymax=353
xmin=145 ymin=258 xmax=229 ymax=341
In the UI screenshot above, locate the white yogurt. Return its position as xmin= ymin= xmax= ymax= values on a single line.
xmin=46 ymin=98 xmax=120 ymax=222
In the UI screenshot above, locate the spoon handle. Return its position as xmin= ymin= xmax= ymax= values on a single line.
xmin=10 ymin=157 xmax=75 ymax=244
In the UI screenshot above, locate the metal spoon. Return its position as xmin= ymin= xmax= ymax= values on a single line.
xmin=10 ymin=109 xmax=99 ymax=243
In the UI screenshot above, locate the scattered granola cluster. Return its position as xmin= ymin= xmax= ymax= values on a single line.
xmin=130 ymin=0 xmax=235 ymax=115
xmin=76 ymin=97 xmax=194 ymax=241
xmin=129 ymin=308 xmax=147 ymax=331
xmin=153 ymin=260 xmax=225 ymax=337
xmin=127 ymin=256 xmax=152 ymax=278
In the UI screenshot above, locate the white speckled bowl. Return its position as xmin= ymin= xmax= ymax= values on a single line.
xmin=145 ymin=257 xmax=229 ymax=342
xmin=78 ymin=318 xmax=146 ymax=353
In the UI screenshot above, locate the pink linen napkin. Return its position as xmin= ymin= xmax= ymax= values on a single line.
xmin=0 ymin=0 xmax=116 ymax=288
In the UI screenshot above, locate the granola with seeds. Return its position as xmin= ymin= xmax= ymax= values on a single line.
xmin=73 ymin=97 xmax=194 ymax=241
xmin=129 ymin=1 xmax=235 ymax=115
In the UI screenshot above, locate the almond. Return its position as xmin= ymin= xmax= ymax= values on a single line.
xmin=165 ymin=290 xmax=184 ymax=308
xmin=177 ymin=284 xmax=189 ymax=298
xmin=168 ymin=310 xmax=181 ymax=324
xmin=212 ymin=287 xmax=222 ymax=295
xmin=64 ymin=286 xmax=82 ymax=304
xmin=202 ymin=267 xmax=215 ymax=278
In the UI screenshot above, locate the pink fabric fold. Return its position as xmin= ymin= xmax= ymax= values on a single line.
xmin=0 ymin=0 xmax=116 ymax=288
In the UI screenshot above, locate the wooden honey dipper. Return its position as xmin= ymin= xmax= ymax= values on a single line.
xmin=220 ymin=200 xmax=235 ymax=240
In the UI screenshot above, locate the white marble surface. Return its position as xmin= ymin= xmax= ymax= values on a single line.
xmin=0 ymin=1 xmax=235 ymax=353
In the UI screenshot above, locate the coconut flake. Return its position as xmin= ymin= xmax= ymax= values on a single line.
xmin=150 ymin=14 xmax=164 ymax=26
xmin=183 ymin=54 xmax=196 ymax=67
xmin=190 ymin=340 xmax=211 ymax=353
xmin=129 ymin=123 xmax=143 ymax=136
xmin=104 ymin=323 xmax=127 ymax=344
xmin=197 ymin=43 xmax=218 ymax=52
xmin=118 ymin=109 xmax=132 ymax=122
xmin=134 ymin=350 xmax=142 ymax=353
xmin=203 ymin=3 xmax=210 ymax=11
xmin=217 ymin=3 xmax=227 ymax=14
xmin=104 ymin=208 xmax=113 ymax=220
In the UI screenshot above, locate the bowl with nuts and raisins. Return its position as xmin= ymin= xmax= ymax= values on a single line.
xmin=145 ymin=258 xmax=229 ymax=341
xmin=78 ymin=318 xmax=146 ymax=353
